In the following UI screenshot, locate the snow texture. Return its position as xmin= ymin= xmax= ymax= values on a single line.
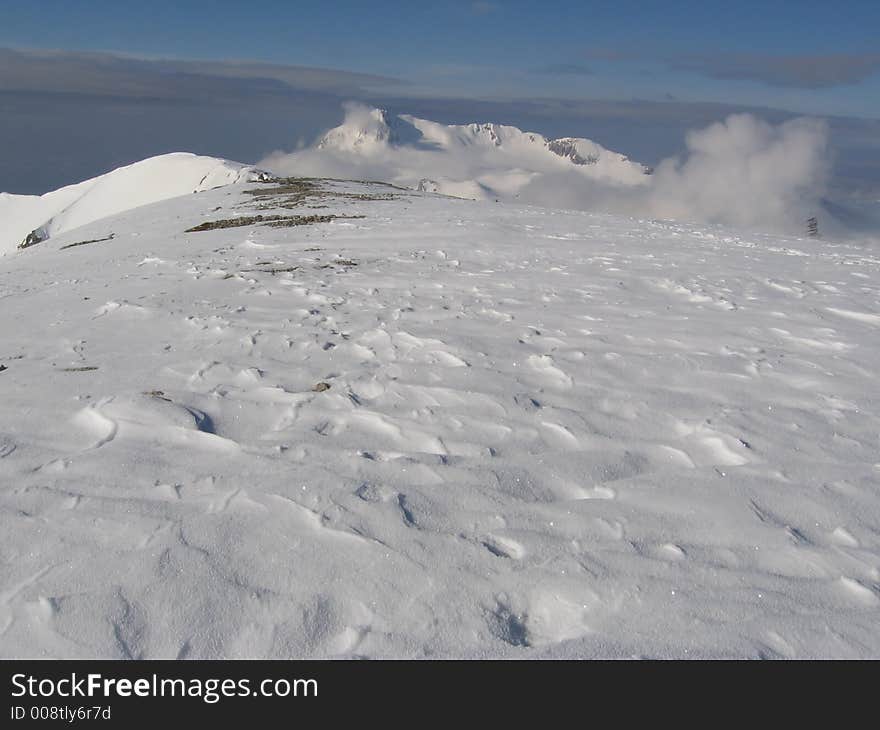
xmin=0 ymin=167 xmax=879 ymax=659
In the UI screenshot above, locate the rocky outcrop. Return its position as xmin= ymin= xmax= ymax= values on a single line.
xmin=546 ymin=138 xmax=599 ymax=166
xmin=18 ymin=227 xmax=47 ymax=250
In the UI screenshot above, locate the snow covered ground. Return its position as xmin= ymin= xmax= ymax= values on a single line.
xmin=0 ymin=153 xmax=261 ymax=256
xmin=1 ymin=169 xmax=879 ymax=658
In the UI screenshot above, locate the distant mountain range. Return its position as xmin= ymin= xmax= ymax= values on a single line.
xmin=312 ymin=107 xmax=651 ymax=201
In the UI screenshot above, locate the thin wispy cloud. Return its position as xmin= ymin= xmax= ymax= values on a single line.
xmin=533 ymin=63 xmax=593 ymax=76
xmin=0 ymin=47 xmax=401 ymax=100
xmin=671 ymin=52 xmax=880 ymax=89
xmin=583 ymin=47 xmax=880 ymax=90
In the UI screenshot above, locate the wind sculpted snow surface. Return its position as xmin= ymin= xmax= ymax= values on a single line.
xmin=0 ymin=174 xmax=879 ymax=658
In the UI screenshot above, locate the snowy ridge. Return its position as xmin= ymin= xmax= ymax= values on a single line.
xmin=0 ymin=153 xmax=266 ymax=254
xmin=1 ymin=171 xmax=879 ymax=658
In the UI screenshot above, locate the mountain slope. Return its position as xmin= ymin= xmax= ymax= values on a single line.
xmin=1 ymin=170 xmax=879 ymax=658
xmin=307 ymin=106 xmax=650 ymax=200
xmin=0 ymin=153 xmax=265 ymax=255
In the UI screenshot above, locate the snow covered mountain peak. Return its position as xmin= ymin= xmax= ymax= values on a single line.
xmin=315 ymin=106 xmax=433 ymax=152
xmin=317 ymin=106 xmax=396 ymax=151
xmin=319 ymin=106 xmax=647 ymax=168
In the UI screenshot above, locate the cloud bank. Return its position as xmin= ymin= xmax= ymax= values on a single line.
xmin=260 ymin=105 xmax=830 ymax=233
xmin=644 ymin=114 xmax=829 ymax=230
xmin=671 ymin=53 xmax=880 ymax=90
xmin=584 ymin=47 xmax=880 ymax=89
xmin=0 ymin=48 xmax=400 ymax=100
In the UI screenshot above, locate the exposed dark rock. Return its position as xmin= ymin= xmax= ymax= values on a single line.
xmin=185 ymin=213 xmax=363 ymax=233
xmin=61 ymin=233 xmax=115 ymax=250
xmin=546 ymin=138 xmax=598 ymax=166
xmin=18 ymin=228 xmax=47 ymax=250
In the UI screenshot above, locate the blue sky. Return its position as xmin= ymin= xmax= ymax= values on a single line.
xmin=1 ymin=0 xmax=879 ymax=117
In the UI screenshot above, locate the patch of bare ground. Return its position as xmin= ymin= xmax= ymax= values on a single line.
xmin=185 ymin=213 xmax=363 ymax=233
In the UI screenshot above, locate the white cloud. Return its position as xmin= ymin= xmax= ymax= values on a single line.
xmin=645 ymin=114 xmax=829 ymax=230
